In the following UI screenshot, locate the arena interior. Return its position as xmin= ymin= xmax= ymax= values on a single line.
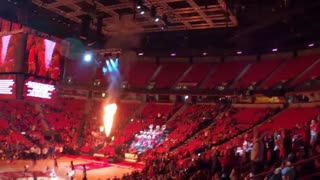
xmin=1 ymin=0 xmax=320 ymax=179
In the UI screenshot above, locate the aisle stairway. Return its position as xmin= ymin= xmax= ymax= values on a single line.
xmin=76 ymin=99 xmax=93 ymax=147
xmin=35 ymin=103 xmax=50 ymax=131
xmin=170 ymin=103 xmax=230 ymax=152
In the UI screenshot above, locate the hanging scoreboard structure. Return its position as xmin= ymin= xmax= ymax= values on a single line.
xmin=0 ymin=30 xmax=69 ymax=102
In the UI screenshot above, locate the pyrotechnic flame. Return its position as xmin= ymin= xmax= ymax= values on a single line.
xmin=103 ymin=103 xmax=117 ymax=137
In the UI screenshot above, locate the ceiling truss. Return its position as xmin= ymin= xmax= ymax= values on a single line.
xmin=32 ymin=0 xmax=238 ymax=34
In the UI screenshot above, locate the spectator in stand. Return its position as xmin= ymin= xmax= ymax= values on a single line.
xmin=303 ymin=122 xmax=311 ymax=158
xmin=229 ymin=168 xmax=240 ymax=180
xmin=282 ymin=130 xmax=292 ymax=159
xmin=265 ymin=163 xmax=282 ymax=180
xmin=251 ymin=131 xmax=265 ymax=176
xmin=266 ymin=133 xmax=277 ymax=166
xmin=310 ymin=120 xmax=319 ymax=145
xmin=280 ymin=160 xmax=296 ymax=180
xmin=210 ymin=152 xmax=222 ymax=177
xmin=275 ymin=130 xmax=285 ymax=159
xmin=221 ymin=148 xmax=236 ymax=176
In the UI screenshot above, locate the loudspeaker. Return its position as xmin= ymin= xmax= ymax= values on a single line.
xmin=80 ymin=15 xmax=91 ymax=40
xmin=96 ymin=16 xmax=104 ymax=47
xmin=96 ymin=16 xmax=103 ymax=37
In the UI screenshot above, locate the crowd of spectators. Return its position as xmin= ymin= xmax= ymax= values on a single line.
xmin=43 ymin=98 xmax=85 ymax=149
xmin=172 ymin=107 xmax=276 ymax=158
xmin=109 ymin=116 xmax=320 ymax=180
xmin=1 ymin=97 xmax=320 ymax=180
xmin=144 ymin=104 xmax=221 ymax=156
xmin=0 ymin=99 xmax=80 ymax=161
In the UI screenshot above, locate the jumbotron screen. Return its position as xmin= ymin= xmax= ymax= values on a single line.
xmin=0 ymin=74 xmax=16 ymax=99
xmin=26 ymin=34 xmax=65 ymax=80
xmin=0 ymin=33 xmax=24 ymax=72
xmin=23 ymin=76 xmax=56 ymax=102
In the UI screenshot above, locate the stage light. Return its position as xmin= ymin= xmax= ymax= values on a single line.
xmin=202 ymin=52 xmax=207 ymax=56
xmin=151 ymin=6 xmax=159 ymax=22
xmin=137 ymin=0 xmax=143 ymax=9
xmin=272 ymin=48 xmax=278 ymax=52
xmin=140 ymin=11 xmax=145 ymax=15
xmin=84 ymin=53 xmax=92 ymax=62
xmin=110 ymin=59 xmax=118 ymax=69
xmin=138 ymin=52 xmax=144 ymax=56
xmin=102 ymin=67 xmax=108 ymax=73
xmin=237 ymin=51 xmax=242 ymax=55
xmin=171 ymin=53 xmax=176 ymax=56
xmin=308 ymin=43 xmax=315 ymax=47
xmin=114 ymin=58 xmax=119 ymax=67
xmin=106 ymin=60 xmax=112 ymax=72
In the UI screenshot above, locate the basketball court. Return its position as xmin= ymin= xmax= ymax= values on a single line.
xmin=0 ymin=156 xmax=144 ymax=179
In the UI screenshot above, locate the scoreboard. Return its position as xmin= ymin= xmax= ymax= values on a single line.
xmin=0 ymin=79 xmax=14 ymax=94
xmin=0 ymin=32 xmax=68 ymax=101
xmin=25 ymin=81 xmax=55 ymax=99
xmin=0 ymin=74 xmax=57 ymax=101
xmin=23 ymin=76 xmax=56 ymax=102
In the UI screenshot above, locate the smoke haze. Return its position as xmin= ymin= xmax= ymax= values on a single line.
xmin=104 ymin=16 xmax=142 ymax=103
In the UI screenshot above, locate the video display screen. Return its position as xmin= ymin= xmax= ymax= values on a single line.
xmin=23 ymin=76 xmax=56 ymax=101
xmin=0 ymin=74 xmax=16 ymax=99
xmin=26 ymin=34 xmax=65 ymax=80
xmin=0 ymin=33 xmax=24 ymax=72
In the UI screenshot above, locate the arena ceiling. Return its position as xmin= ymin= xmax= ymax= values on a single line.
xmin=1 ymin=0 xmax=320 ymax=55
xmin=31 ymin=0 xmax=238 ymax=33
